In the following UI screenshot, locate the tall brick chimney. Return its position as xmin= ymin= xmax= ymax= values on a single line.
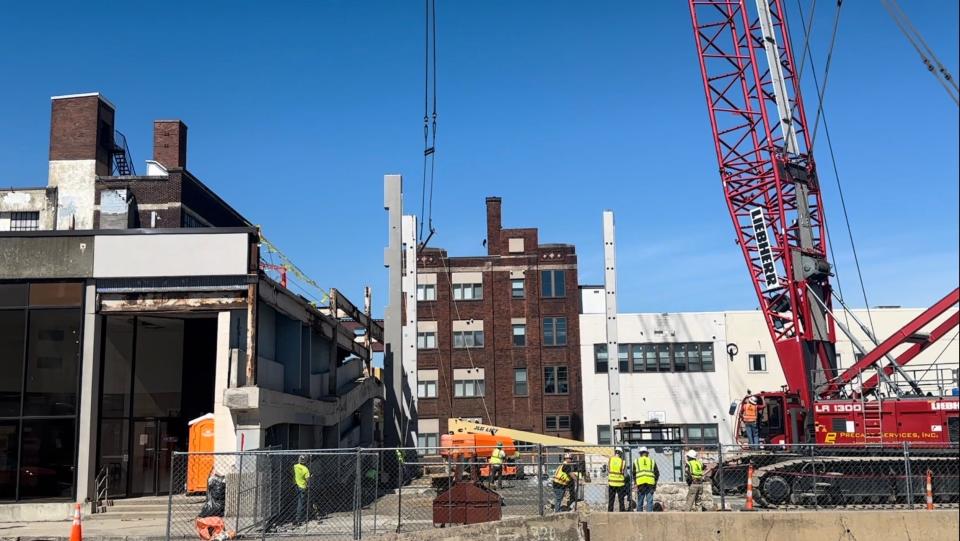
xmin=486 ymin=196 xmax=502 ymax=256
xmin=48 ymin=92 xmax=116 ymax=229
xmin=153 ymin=120 xmax=188 ymax=169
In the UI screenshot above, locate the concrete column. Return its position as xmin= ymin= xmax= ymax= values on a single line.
xmin=75 ymin=283 xmax=101 ymax=502
xmin=383 ymin=175 xmax=405 ymax=447
xmin=214 ymin=311 xmax=238 ymax=453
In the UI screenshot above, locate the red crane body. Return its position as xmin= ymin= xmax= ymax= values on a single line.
xmin=688 ymin=0 xmax=958 ymax=445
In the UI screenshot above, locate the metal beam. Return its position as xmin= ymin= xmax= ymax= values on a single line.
xmin=861 ymin=311 xmax=960 ymax=393
xmin=602 ymin=211 xmax=623 ymax=439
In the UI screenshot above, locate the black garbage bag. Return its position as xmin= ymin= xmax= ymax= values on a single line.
xmin=199 ymin=473 xmax=226 ymax=517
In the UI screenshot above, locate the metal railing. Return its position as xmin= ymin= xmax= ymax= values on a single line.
xmin=93 ymin=465 xmax=109 ymax=514
xmin=164 ymin=442 xmax=959 ymax=540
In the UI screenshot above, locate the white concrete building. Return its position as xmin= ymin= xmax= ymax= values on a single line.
xmin=580 ymin=286 xmax=959 ymax=446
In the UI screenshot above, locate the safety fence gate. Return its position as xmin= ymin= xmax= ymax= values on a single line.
xmin=165 ymin=443 xmax=959 ymax=540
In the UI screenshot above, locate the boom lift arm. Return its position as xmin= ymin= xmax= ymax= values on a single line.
xmin=448 ymin=418 xmax=615 ymax=458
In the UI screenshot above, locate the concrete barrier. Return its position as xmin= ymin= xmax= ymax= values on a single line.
xmin=587 ymin=510 xmax=960 ymax=541
xmin=381 ymin=512 xmax=583 ymax=541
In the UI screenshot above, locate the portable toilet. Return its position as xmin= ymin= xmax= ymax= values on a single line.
xmin=187 ymin=413 xmax=215 ymax=494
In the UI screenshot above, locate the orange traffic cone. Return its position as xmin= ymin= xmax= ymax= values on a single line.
xmin=70 ymin=503 xmax=83 ymax=541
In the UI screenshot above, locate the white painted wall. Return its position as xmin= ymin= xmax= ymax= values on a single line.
xmin=582 ymin=304 xmax=959 ymax=447
xmin=49 ymin=159 xmax=97 ymax=230
xmin=92 ymin=233 xmax=249 ymax=277
xmin=580 ymin=310 xmax=736 ymax=444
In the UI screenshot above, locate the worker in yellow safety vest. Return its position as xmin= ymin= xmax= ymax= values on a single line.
xmin=607 ymin=448 xmax=627 ymax=512
xmin=293 ymin=455 xmax=311 ymax=525
xmin=684 ymin=449 xmax=706 ymax=511
xmin=489 ymin=441 xmax=507 ymax=489
xmin=633 ymin=446 xmax=660 ymax=512
xmin=552 ymin=454 xmax=575 ymax=512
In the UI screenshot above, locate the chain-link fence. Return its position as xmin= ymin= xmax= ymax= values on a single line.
xmin=165 ymin=442 xmax=959 ymax=540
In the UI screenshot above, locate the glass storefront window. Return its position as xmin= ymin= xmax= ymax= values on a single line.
xmin=0 ymin=310 xmax=25 ymax=417
xmin=101 ymin=317 xmax=134 ymax=418
xmin=133 ymin=318 xmax=184 ymax=417
xmin=23 ymin=309 xmax=82 ymax=416
xmin=17 ymin=419 xmax=76 ymax=500
xmin=0 ymin=282 xmax=83 ymax=501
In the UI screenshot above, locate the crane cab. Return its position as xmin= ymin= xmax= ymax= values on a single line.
xmin=734 ymin=392 xmax=806 ymax=446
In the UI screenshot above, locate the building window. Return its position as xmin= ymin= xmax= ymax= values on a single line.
xmin=597 ymin=425 xmax=611 ymax=445
xmin=0 ymin=282 xmax=83 ymax=501
xmin=612 ymin=343 xmax=716 ymax=373
xmin=546 ymin=415 xmax=571 ymax=431
xmin=511 ymin=279 xmax=525 ymax=299
xmin=453 ymin=330 xmax=484 ymax=348
xmin=542 ymin=316 xmax=567 ymax=346
xmin=417 ymin=380 xmax=437 ymax=398
xmin=594 ymin=344 xmax=608 ymax=373
xmin=544 ymin=366 xmax=569 ymax=394
xmin=453 ymin=283 xmax=482 ymax=301
xmin=181 ymin=210 xmax=209 ymax=228
xmin=417 ymin=331 xmax=436 ymax=349
xmin=749 ymin=354 xmax=767 ymax=372
xmin=418 ymin=432 xmax=439 ymax=452
xmin=684 ymin=423 xmax=720 ymax=444
xmin=9 ymin=211 xmax=40 ymax=231
xmin=514 ymin=368 xmax=528 ymax=396
xmin=454 ymin=377 xmax=485 ymax=398
xmin=512 ymin=324 xmax=526 ymax=346
xmin=540 ymin=270 xmax=565 ymax=298
xmin=416 ymin=284 xmax=436 ymax=301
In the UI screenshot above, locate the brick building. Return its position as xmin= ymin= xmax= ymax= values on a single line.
xmin=413 ymin=197 xmax=583 ymax=444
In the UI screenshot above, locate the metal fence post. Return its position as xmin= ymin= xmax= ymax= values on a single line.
xmin=252 ymin=454 xmax=260 ymax=534
xmin=718 ymin=444 xmax=726 ymax=511
xmin=235 ymin=452 xmax=244 ymax=533
xmin=810 ymin=444 xmax=818 ymax=509
xmin=395 ymin=450 xmax=402 ymax=533
xmin=165 ymin=453 xmax=176 ymax=541
xmin=903 ymin=441 xmax=914 ymax=509
xmin=353 ymin=449 xmax=362 ymax=540
xmin=537 ymin=444 xmax=544 ymax=516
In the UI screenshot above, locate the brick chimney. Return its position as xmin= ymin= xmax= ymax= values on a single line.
xmin=49 ymin=93 xmax=115 ymax=175
xmin=48 ymin=92 xmax=116 ymax=229
xmin=486 ymin=196 xmax=502 ymax=256
xmin=153 ymin=120 xmax=188 ymax=169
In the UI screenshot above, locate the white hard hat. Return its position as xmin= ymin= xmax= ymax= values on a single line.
xmin=749 ymin=396 xmax=760 ymax=404
xmin=686 ymin=449 xmax=698 ymax=459
xmin=638 ymin=446 xmax=649 ymax=453
xmin=615 ymin=447 xmax=623 ymax=454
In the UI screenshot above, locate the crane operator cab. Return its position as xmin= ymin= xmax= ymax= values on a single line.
xmin=733 ymin=391 xmax=806 ymax=447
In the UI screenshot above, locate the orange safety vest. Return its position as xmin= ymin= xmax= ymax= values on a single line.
xmin=743 ymin=403 xmax=758 ymax=423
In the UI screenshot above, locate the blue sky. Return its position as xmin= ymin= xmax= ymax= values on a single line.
xmin=1 ymin=1 xmax=957 ymax=314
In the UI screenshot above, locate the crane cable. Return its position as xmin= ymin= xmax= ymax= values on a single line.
xmin=794 ymin=0 xmax=878 ymax=340
xmin=880 ymin=0 xmax=959 ymax=106
xmin=419 ymin=0 xmax=439 ymax=246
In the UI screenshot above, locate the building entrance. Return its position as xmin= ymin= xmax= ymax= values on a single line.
xmin=97 ymin=315 xmax=216 ymax=498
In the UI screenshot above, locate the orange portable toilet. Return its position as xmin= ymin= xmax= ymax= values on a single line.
xmin=187 ymin=413 xmax=215 ymax=494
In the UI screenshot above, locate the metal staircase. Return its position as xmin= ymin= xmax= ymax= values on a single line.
xmin=111 ymin=130 xmax=135 ymax=176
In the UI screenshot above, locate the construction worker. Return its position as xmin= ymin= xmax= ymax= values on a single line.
xmin=742 ymin=395 xmax=762 ymax=447
xmin=633 ymin=446 xmax=659 ymax=512
xmin=293 ymin=455 xmax=311 ymax=525
xmin=606 ymin=447 xmax=628 ymax=512
xmin=489 ymin=441 xmax=507 ymax=489
xmin=395 ymin=449 xmax=405 ymax=487
xmin=552 ymin=454 xmax=575 ymax=512
xmin=684 ymin=449 xmax=706 ymax=512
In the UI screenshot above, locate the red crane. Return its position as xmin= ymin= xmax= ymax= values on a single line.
xmin=688 ymin=0 xmax=958 ymax=445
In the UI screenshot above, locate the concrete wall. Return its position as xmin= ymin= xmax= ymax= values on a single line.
xmin=580 ymin=311 xmax=735 ymax=443
xmin=49 ymin=159 xmax=97 ymax=230
xmin=588 ymin=510 xmax=959 ymax=541
xmin=0 ymin=235 xmax=94 ymax=278
xmin=0 ymin=188 xmax=57 ymax=230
